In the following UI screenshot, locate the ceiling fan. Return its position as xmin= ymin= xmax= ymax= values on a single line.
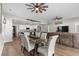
xmin=54 ymin=16 xmax=63 ymax=20
xmin=53 ymin=16 xmax=63 ymax=24
xmin=25 ymin=3 xmax=48 ymax=13
xmin=26 ymin=19 xmax=40 ymax=22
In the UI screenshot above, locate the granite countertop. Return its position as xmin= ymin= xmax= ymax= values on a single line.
xmin=19 ymin=29 xmax=48 ymax=33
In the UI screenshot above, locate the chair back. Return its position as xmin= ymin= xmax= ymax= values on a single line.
xmin=41 ymin=33 xmax=47 ymax=39
xmin=24 ymin=33 xmax=31 ymax=52
xmin=19 ymin=32 xmax=24 ymax=37
xmin=19 ymin=32 xmax=25 ymax=47
xmin=41 ymin=33 xmax=47 ymax=43
xmin=36 ymin=32 xmax=41 ymax=37
xmin=24 ymin=32 xmax=30 ymax=36
xmin=48 ymin=35 xmax=58 ymax=56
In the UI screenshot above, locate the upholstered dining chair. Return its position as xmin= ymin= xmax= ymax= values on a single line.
xmin=18 ymin=32 xmax=24 ymax=38
xmin=24 ymin=33 xmax=35 ymax=55
xmin=41 ymin=33 xmax=47 ymax=39
xmin=40 ymin=33 xmax=47 ymax=45
xmin=19 ymin=32 xmax=25 ymax=53
xmin=38 ymin=35 xmax=59 ymax=56
xmin=36 ymin=32 xmax=41 ymax=37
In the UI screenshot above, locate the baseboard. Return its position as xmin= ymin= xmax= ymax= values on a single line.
xmin=4 ymin=39 xmax=13 ymax=43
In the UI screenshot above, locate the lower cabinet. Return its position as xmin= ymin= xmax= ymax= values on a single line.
xmin=59 ymin=33 xmax=73 ymax=47
xmin=73 ymin=34 xmax=79 ymax=49
xmin=47 ymin=32 xmax=79 ymax=49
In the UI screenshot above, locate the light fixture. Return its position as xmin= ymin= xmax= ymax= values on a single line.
xmin=54 ymin=16 xmax=63 ymax=25
xmin=55 ymin=20 xmax=63 ymax=25
xmin=3 ymin=18 xmax=6 ymax=24
xmin=36 ymin=8 xmax=39 ymax=11
xmin=25 ymin=3 xmax=48 ymax=13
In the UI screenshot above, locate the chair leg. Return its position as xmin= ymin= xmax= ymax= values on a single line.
xmin=37 ymin=52 xmax=39 ymax=56
xmin=53 ymin=53 xmax=54 ymax=56
xmin=30 ymin=49 xmax=35 ymax=56
xmin=21 ymin=46 xmax=24 ymax=53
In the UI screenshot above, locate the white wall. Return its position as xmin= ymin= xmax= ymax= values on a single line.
xmin=48 ymin=23 xmax=57 ymax=32
xmin=39 ymin=24 xmax=48 ymax=32
xmin=48 ymin=19 xmax=78 ymax=33
xmin=0 ymin=4 xmax=2 ymax=33
xmin=74 ymin=23 xmax=79 ymax=33
xmin=2 ymin=16 xmax=13 ymax=43
xmin=0 ymin=4 xmax=4 ymax=56
xmin=0 ymin=34 xmax=4 ymax=56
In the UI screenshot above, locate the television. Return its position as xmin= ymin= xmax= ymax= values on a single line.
xmin=57 ymin=26 xmax=69 ymax=32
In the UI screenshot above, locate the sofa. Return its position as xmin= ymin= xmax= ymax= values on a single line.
xmin=47 ymin=32 xmax=79 ymax=49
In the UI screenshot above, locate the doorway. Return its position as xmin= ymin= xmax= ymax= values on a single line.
xmin=13 ymin=26 xmax=17 ymax=38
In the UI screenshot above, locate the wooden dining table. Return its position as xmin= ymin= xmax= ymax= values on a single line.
xmin=29 ymin=35 xmax=40 ymax=39
xmin=28 ymin=35 xmax=47 ymax=55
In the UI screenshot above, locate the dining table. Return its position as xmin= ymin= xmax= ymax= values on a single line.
xmin=28 ymin=35 xmax=47 ymax=55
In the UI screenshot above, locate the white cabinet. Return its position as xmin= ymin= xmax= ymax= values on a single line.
xmin=75 ymin=24 xmax=79 ymax=33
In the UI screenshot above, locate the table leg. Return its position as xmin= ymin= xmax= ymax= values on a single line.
xmin=34 ymin=43 xmax=39 ymax=56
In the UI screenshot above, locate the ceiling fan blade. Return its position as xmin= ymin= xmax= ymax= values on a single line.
xmin=36 ymin=3 xmax=39 ymax=6
xmin=42 ymin=6 xmax=48 ymax=8
xmin=42 ymin=9 xmax=46 ymax=11
xmin=39 ymin=3 xmax=45 ymax=6
xmin=31 ymin=7 xmax=35 ymax=12
xmin=32 ymin=9 xmax=35 ymax=12
xmin=27 ymin=8 xmax=33 ymax=9
xmin=54 ymin=16 xmax=63 ymax=20
xmin=25 ymin=4 xmax=33 ymax=7
xmin=39 ymin=9 xmax=42 ymax=13
xmin=31 ymin=9 xmax=35 ymax=12
xmin=31 ymin=3 xmax=36 ymax=6
xmin=57 ymin=17 xmax=62 ymax=19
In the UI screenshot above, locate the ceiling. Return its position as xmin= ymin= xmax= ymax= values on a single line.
xmin=2 ymin=3 xmax=79 ymax=24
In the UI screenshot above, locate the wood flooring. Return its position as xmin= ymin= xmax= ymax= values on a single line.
xmin=1 ymin=37 xmax=79 ymax=56
xmin=1 ymin=37 xmax=23 ymax=56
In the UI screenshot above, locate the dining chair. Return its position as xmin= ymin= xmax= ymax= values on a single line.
xmin=18 ymin=32 xmax=24 ymax=38
xmin=24 ymin=33 xmax=35 ymax=55
xmin=40 ymin=33 xmax=47 ymax=45
xmin=19 ymin=32 xmax=25 ymax=53
xmin=24 ymin=32 xmax=30 ymax=36
xmin=41 ymin=33 xmax=47 ymax=39
xmin=38 ymin=35 xmax=59 ymax=56
xmin=36 ymin=32 xmax=41 ymax=37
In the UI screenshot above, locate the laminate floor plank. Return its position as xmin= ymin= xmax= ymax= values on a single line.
xmin=1 ymin=37 xmax=79 ymax=56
